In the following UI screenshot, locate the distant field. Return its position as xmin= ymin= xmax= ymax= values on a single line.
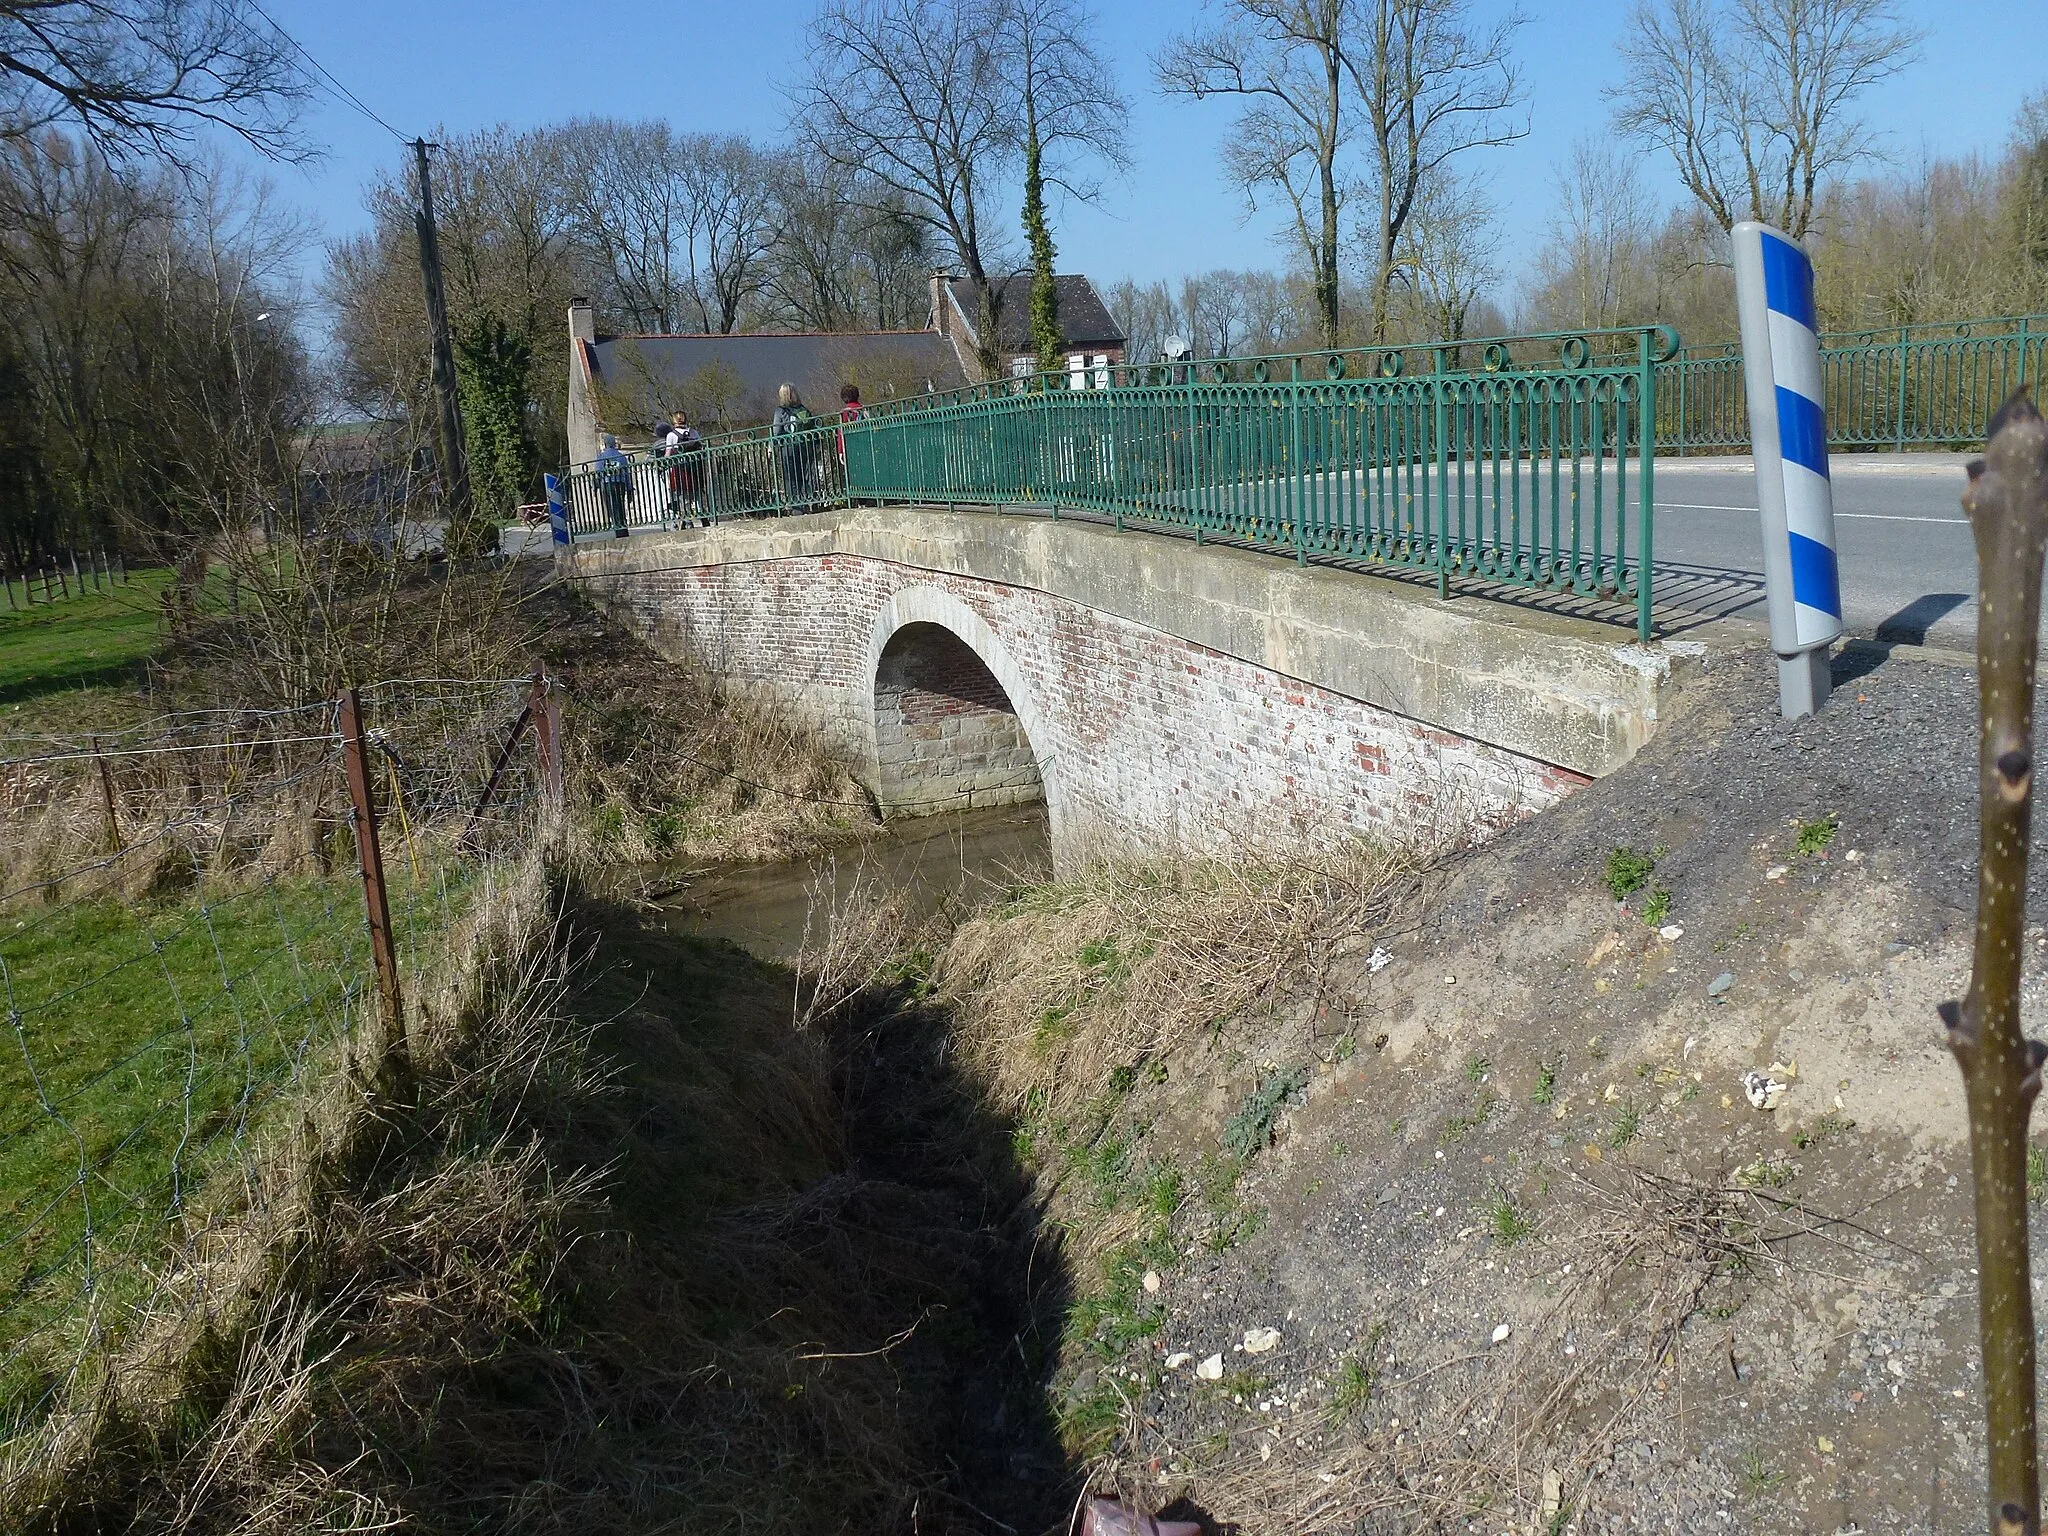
xmin=0 ymin=570 xmax=173 ymax=724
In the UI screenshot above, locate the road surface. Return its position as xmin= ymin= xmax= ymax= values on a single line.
xmin=1650 ymin=454 xmax=1978 ymax=649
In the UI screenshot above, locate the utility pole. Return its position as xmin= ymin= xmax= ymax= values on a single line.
xmin=412 ymin=139 xmax=477 ymax=555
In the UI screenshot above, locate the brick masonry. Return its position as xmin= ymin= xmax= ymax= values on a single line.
xmin=875 ymin=622 xmax=1044 ymax=814
xmin=592 ymin=550 xmax=1589 ymax=864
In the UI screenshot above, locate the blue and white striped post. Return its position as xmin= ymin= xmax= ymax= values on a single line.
xmin=544 ymin=472 xmax=569 ymax=548
xmin=1732 ymin=221 xmax=1844 ymax=717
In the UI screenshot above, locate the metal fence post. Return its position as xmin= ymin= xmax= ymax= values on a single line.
xmin=93 ymin=736 xmax=121 ymax=854
xmin=1434 ymin=377 xmax=1450 ymax=601
xmin=529 ymin=667 xmax=563 ymax=804
xmin=1637 ymin=329 xmax=1657 ymax=643
xmin=1290 ymin=362 xmax=1306 ymax=564
xmin=1894 ymin=324 xmax=1909 ymax=452
xmin=339 ymin=688 xmax=407 ymax=1081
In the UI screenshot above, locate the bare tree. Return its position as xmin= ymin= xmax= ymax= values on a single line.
xmin=1157 ymin=1 xmax=1352 ymax=348
xmin=0 ymin=0 xmax=309 ymax=163
xmin=1949 ymin=388 xmax=2048 ymax=1536
xmin=678 ymin=134 xmax=779 ymax=334
xmin=558 ymin=118 xmax=695 ymax=333
xmin=1159 ymin=0 xmax=1522 ymax=347
xmin=1104 ymin=276 xmax=1178 ymax=363
xmin=765 ymin=153 xmax=935 ymax=330
xmin=1353 ymin=0 xmax=1525 ymax=341
xmin=1610 ymin=0 xmax=1918 ymax=240
xmin=0 ymin=134 xmax=311 ymax=566
xmin=1390 ymin=168 xmax=1501 ymax=341
xmin=1180 ymin=270 xmax=1251 ymax=357
xmin=1526 ymin=137 xmax=1658 ymax=329
xmin=1013 ymin=0 xmax=1128 ymax=370
xmin=793 ymin=0 xmax=1017 ymax=372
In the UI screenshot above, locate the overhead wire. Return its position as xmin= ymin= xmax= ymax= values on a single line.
xmin=241 ymin=0 xmax=414 ymax=146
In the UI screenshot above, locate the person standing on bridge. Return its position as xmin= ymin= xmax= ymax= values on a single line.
xmin=660 ymin=409 xmax=705 ymax=525
xmin=770 ymin=384 xmax=816 ymax=509
xmin=595 ymin=434 xmax=633 ymax=537
xmin=836 ymin=383 xmax=864 ymax=501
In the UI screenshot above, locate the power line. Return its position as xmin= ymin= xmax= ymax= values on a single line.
xmin=242 ymin=0 xmax=411 ymax=146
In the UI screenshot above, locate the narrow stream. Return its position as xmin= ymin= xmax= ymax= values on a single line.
xmin=612 ymin=802 xmax=1073 ymax=1525
xmin=649 ymin=803 xmax=1052 ymax=960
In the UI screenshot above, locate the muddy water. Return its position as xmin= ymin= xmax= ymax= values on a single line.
xmin=650 ymin=804 xmax=1052 ymax=961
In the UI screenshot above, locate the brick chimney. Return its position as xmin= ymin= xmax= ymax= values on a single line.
xmin=567 ymin=297 xmax=600 ymax=466
xmin=929 ymin=271 xmax=954 ymax=337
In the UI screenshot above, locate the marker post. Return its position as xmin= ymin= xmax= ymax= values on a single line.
xmin=545 ymin=472 xmax=570 ymax=568
xmin=1732 ymin=222 xmax=1845 ymax=717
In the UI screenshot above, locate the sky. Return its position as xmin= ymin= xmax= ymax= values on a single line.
xmin=258 ymin=0 xmax=2045 ymax=325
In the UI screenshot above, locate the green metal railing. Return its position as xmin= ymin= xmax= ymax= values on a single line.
xmin=565 ymin=326 xmax=1669 ymax=641
xmin=1660 ymin=313 xmax=2044 ymax=453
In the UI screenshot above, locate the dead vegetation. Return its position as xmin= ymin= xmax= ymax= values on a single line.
xmin=940 ymin=842 xmax=1418 ymax=1126
xmin=0 ymin=851 xmax=552 ymax=1528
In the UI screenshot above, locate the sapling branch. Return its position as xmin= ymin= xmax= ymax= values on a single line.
xmin=1950 ymin=387 xmax=2048 ymax=1536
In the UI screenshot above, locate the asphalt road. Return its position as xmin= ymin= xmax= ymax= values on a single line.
xmin=1650 ymin=454 xmax=1979 ymax=649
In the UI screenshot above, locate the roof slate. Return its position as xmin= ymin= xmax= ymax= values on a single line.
xmin=948 ymin=274 xmax=1127 ymax=353
xmin=586 ymin=331 xmax=968 ymax=430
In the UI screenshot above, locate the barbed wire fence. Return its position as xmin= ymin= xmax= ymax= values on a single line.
xmin=0 ymin=672 xmax=562 ymax=1446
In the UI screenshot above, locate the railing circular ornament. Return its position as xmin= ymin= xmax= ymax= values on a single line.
xmin=1482 ymin=341 xmax=1511 ymax=373
xmin=1376 ymin=350 xmax=1404 ymax=378
xmin=1650 ymin=325 xmax=1681 ymax=363
xmin=1955 ymin=323 xmax=1974 ymax=339
xmin=1326 ymin=352 xmax=1347 ymax=380
xmin=1210 ymin=362 xmax=1230 ymax=384
xmin=1252 ymin=359 xmax=1270 ymax=384
xmin=1559 ymin=335 xmax=1591 ymax=370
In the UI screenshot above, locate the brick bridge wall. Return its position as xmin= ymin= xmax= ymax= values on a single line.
xmin=589 ymin=545 xmax=1588 ymax=865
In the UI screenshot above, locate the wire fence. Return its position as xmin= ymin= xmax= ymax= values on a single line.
xmin=0 ymin=673 xmax=561 ymax=1440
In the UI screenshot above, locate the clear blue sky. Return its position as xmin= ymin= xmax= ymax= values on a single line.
xmin=261 ymin=0 xmax=2042 ymax=319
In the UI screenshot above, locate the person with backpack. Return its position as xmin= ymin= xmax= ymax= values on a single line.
xmin=594 ymin=433 xmax=633 ymax=536
xmin=660 ymin=409 xmax=705 ymax=524
xmin=836 ymin=383 xmax=865 ymax=498
xmin=770 ymin=384 xmax=815 ymax=508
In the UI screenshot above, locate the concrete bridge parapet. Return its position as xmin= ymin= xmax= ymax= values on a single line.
xmin=573 ymin=508 xmax=1705 ymax=866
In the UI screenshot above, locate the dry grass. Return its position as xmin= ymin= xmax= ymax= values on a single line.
xmin=551 ymin=638 xmax=873 ymax=869
xmin=940 ymin=842 xmax=1417 ymax=1126
xmin=6 ymin=859 xmax=1070 ymax=1534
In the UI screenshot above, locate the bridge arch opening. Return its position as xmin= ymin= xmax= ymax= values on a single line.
xmin=873 ymin=621 xmax=1044 ymax=817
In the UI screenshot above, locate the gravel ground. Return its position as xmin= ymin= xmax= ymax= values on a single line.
xmin=1080 ymin=639 xmax=2048 ymax=1535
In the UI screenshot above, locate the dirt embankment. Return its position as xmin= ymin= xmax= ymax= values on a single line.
xmin=962 ymin=641 xmax=2041 ymax=1536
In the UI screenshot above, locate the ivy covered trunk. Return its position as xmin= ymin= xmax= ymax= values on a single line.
xmin=453 ymin=311 xmax=536 ymax=529
xmin=1023 ymin=111 xmax=1061 ymax=378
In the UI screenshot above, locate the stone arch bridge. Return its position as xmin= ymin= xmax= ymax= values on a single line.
xmin=573 ymin=507 xmax=1695 ymax=868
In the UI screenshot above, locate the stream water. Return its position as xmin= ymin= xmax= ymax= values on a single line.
xmin=648 ymin=803 xmax=1053 ymax=961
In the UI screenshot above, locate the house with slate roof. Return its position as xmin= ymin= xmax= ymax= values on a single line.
xmin=928 ymin=271 xmax=1128 ymax=381
xmin=565 ymin=270 xmax=1129 ymax=465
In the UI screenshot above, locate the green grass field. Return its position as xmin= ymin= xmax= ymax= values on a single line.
xmin=0 ymin=859 xmax=484 ymax=1424
xmin=0 ymin=570 xmax=175 ymax=732
xmin=0 ymin=567 xmax=510 ymax=1434
xmin=0 ymin=876 xmax=363 ymax=1407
